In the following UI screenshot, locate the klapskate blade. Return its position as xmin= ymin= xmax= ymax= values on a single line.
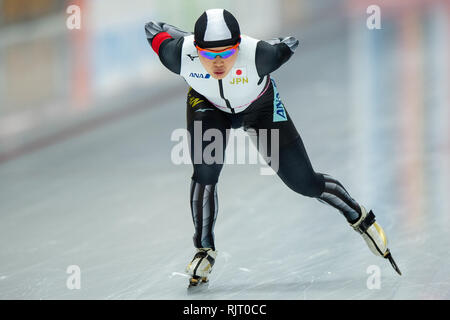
xmin=187 ymin=279 xmax=209 ymax=294
xmin=386 ymin=252 xmax=402 ymax=275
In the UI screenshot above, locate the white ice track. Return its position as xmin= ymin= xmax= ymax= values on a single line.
xmin=1 ymin=20 xmax=450 ymax=299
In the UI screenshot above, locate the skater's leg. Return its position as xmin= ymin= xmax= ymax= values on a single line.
xmin=242 ymin=80 xmax=400 ymax=274
xmin=186 ymin=88 xmax=231 ymax=250
xmin=189 ymin=180 xmax=218 ymax=250
xmin=269 ymin=130 xmax=362 ymax=223
xmin=187 ymin=87 xmax=231 ymax=185
xmin=269 ymin=125 xmax=400 ymax=273
xmin=241 ymin=80 xmax=362 ymax=223
xmin=316 ymin=173 xmax=362 ymax=223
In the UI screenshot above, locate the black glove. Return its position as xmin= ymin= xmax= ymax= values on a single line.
xmin=266 ymin=36 xmax=299 ymax=53
xmin=145 ymin=21 xmax=192 ymax=42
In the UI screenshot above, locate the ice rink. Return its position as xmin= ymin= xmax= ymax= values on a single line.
xmin=0 ymin=1 xmax=449 ymax=299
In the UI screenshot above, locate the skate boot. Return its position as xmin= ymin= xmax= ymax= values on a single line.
xmin=186 ymin=248 xmax=217 ymax=289
xmin=351 ymin=205 xmax=402 ymax=275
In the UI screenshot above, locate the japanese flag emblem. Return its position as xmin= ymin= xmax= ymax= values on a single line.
xmin=232 ymin=67 xmax=247 ymax=77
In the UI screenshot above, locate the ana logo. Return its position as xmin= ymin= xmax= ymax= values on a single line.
xmin=189 ymin=72 xmax=211 ymax=79
xmin=230 ymin=67 xmax=248 ymax=85
xmin=272 ymin=80 xmax=287 ymax=122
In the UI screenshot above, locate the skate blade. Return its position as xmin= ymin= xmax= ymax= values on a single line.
xmin=385 ymin=251 xmax=402 ymax=275
xmin=187 ymin=277 xmax=209 ymax=294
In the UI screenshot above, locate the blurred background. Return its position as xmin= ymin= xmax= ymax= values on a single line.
xmin=0 ymin=0 xmax=449 ymax=299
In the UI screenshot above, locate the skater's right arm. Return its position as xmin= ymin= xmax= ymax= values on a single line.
xmin=145 ymin=21 xmax=192 ymax=74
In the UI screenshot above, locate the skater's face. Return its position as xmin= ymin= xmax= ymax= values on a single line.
xmin=197 ymin=45 xmax=239 ymax=80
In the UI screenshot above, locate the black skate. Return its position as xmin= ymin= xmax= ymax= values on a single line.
xmin=352 ymin=206 xmax=402 ymax=275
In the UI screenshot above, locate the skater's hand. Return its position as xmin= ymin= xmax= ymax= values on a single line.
xmin=265 ymin=36 xmax=299 ymax=53
xmin=145 ymin=21 xmax=192 ymax=41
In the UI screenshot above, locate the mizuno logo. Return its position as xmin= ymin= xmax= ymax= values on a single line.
xmin=187 ymin=54 xmax=199 ymax=61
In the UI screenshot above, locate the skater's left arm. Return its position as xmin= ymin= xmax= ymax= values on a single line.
xmin=255 ymin=36 xmax=299 ymax=77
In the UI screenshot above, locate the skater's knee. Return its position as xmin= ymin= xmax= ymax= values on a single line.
xmin=280 ymin=171 xmax=325 ymax=198
xmin=192 ymin=171 xmax=219 ymax=185
xmin=297 ymin=172 xmax=324 ymax=197
xmin=312 ymin=172 xmax=326 ymax=196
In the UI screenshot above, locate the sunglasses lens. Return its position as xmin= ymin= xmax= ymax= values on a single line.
xmin=220 ymin=48 xmax=236 ymax=59
xmin=198 ymin=48 xmax=236 ymax=60
xmin=202 ymin=51 xmax=217 ymax=60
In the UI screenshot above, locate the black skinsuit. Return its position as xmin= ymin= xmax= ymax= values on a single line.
xmin=145 ymin=22 xmax=362 ymax=250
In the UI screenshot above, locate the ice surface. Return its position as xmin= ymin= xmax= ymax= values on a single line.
xmin=1 ymin=14 xmax=449 ymax=300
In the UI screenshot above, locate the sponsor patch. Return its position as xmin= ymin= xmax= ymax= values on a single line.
xmin=189 ymin=72 xmax=211 ymax=79
xmin=272 ymin=79 xmax=287 ymax=122
xmin=189 ymin=97 xmax=204 ymax=108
